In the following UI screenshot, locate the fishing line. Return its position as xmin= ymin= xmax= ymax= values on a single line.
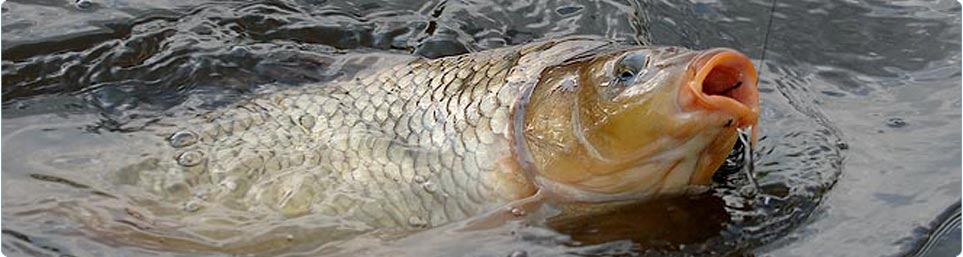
xmin=743 ymin=0 xmax=777 ymax=196
xmin=758 ymin=0 xmax=778 ymax=70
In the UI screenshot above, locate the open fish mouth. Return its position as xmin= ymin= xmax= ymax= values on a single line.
xmin=681 ymin=48 xmax=760 ymax=128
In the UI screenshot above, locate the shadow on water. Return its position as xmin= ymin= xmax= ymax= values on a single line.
xmin=1 ymin=0 xmax=959 ymax=256
xmin=547 ymin=195 xmax=730 ymax=248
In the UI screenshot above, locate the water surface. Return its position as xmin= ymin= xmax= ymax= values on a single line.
xmin=2 ymin=0 xmax=960 ymax=256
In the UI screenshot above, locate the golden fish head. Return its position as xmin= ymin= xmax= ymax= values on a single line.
xmin=522 ymin=46 xmax=759 ymax=202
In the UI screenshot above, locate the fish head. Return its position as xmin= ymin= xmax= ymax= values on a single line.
xmin=522 ymin=46 xmax=759 ymax=202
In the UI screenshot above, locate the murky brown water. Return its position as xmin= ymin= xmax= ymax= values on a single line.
xmin=2 ymin=0 xmax=960 ymax=256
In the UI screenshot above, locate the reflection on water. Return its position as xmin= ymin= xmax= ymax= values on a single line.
xmin=2 ymin=0 xmax=959 ymax=256
xmin=913 ymin=203 xmax=961 ymax=257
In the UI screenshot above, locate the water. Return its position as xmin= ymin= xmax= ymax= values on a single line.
xmin=1 ymin=0 xmax=960 ymax=256
xmin=736 ymin=126 xmax=759 ymax=195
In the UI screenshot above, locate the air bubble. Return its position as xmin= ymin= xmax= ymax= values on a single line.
xmin=193 ymin=191 xmax=208 ymax=200
xmin=183 ymin=201 xmax=201 ymax=212
xmin=220 ymin=178 xmax=238 ymax=192
xmin=176 ymin=151 xmax=205 ymax=167
xmin=886 ymin=117 xmax=907 ymax=128
xmin=510 ymin=207 xmax=526 ymax=217
xmin=509 ymin=250 xmax=528 ymax=257
xmin=423 ymin=182 xmax=437 ymax=193
xmin=299 ymin=115 xmax=316 ymax=131
xmin=413 ymin=175 xmax=427 ymax=183
xmin=836 ymin=141 xmax=849 ymax=150
xmin=76 ymin=0 xmax=92 ymax=9
xmin=169 ymin=131 xmax=199 ymax=148
xmin=408 ymin=216 xmax=428 ymax=228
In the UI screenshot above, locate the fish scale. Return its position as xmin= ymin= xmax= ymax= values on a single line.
xmin=108 ymin=37 xmax=620 ymax=229
xmin=113 ymin=45 xmax=520 ymax=228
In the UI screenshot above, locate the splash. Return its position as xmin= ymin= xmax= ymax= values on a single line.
xmin=737 ymin=126 xmax=761 ymax=195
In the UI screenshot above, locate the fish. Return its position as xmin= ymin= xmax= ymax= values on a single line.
xmin=110 ymin=36 xmax=759 ymax=231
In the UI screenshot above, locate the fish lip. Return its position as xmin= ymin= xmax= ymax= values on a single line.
xmin=680 ymin=48 xmax=760 ymax=128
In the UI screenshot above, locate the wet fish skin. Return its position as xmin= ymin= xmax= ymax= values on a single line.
xmin=117 ymin=36 xmax=759 ymax=230
xmin=521 ymin=47 xmax=759 ymax=202
xmin=121 ymin=37 xmax=612 ymax=228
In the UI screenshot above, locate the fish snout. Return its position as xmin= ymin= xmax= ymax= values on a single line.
xmin=680 ymin=48 xmax=760 ymax=128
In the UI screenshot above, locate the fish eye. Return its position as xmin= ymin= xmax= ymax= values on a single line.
xmin=614 ymin=51 xmax=649 ymax=84
xmin=617 ymin=69 xmax=635 ymax=81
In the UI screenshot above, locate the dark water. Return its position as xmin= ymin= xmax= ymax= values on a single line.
xmin=1 ymin=0 xmax=959 ymax=256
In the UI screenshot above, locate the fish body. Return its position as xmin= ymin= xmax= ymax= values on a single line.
xmin=117 ymin=36 xmax=758 ymax=229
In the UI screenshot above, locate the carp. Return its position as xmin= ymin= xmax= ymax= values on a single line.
xmin=114 ymin=36 xmax=759 ymax=230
